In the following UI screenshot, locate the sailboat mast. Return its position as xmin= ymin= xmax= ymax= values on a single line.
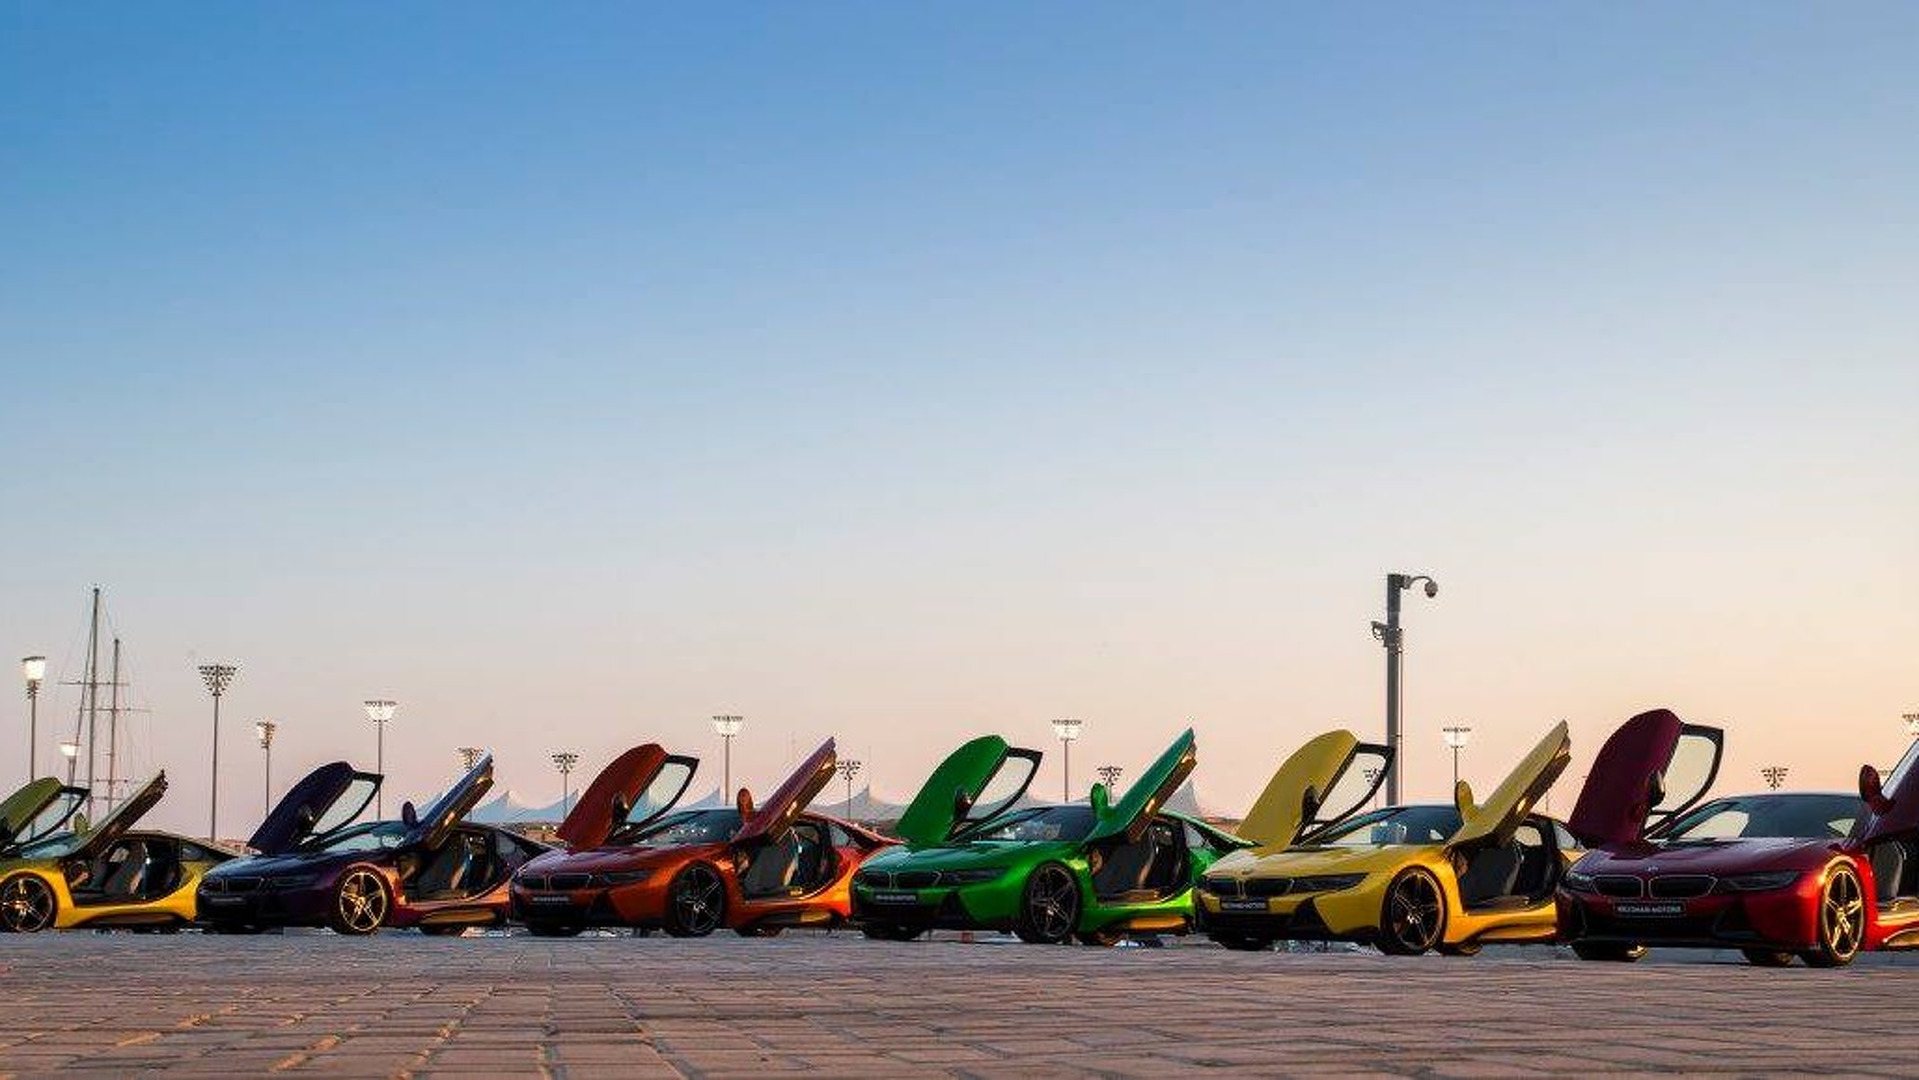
xmin=83 ymin=586 xmax=102 ymax=808
xmin=105 ymin=637 xmax=122 ymax=815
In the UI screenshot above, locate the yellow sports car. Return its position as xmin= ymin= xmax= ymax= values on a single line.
xmin=1199 ymin=723 xmax=1577 ymax=955
xmin=0 ymin=773 xmax=234 ymax=933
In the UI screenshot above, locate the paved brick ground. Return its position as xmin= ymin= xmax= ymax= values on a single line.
xmin=0 ymin=932 xmax=1904 ymax=1077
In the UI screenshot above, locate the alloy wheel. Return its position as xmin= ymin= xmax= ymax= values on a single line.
xmin=667 ymin=865 xmax=725 ymax=937
xmin=0 ymin=875 xmax=56 ymax=933
xmin=333 ymin=869 xmax=390 ymax=935
xmin=1017 ymin=864 xmax=1080 ymax=944
xmin=1379 ymin=869 xmax=1444 ymax=955
xmin=1807 ymin=865 xmax=1863 ymax=967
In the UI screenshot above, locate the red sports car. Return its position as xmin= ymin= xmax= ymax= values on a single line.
xmin=1556 ymin=708 xmax=1913 ymax=967
xmin=510 ymin=739 xmax=894 ymax=936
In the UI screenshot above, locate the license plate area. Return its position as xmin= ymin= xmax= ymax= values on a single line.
xmin=1220 ymin=898 xmax=1269 ymax=912
xmin=869 ymin=891 xmax=919 ymax=905
xmin=1613 ymin=900 xmax=1686 ymax=918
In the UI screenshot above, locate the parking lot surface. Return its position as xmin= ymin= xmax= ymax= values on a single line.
xmin=0 ymin=932 xmax=1903 ymax=1076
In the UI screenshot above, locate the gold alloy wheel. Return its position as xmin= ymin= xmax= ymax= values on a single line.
xmin=333 ymin=869 xmax=390 ymax=935
xmin=1806 ymin=864 xmax=1864 ymax=967
xmin=0 ymin=875 xmax=56 ymax=933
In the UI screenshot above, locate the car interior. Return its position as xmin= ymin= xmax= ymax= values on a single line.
xmin=1869 ymin=838 xmax=1916 ymax=911
xmin=1090 ymin=817 xmax=1188 ymax=901
xmin=405 ymin=828 xmax=511 ymax=902
xmin=1455 ymin=819 xmax=1560 ymax=912
xmin=65 ymin=837 xmax=184 ymax=906
xmin=738 ymin=820 xmax=836 ymax=898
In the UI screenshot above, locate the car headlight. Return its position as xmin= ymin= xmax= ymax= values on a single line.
xmin=1563 ymin=871 xmax=1597 ymax=893
xmin=1289 ymin=874 xmax=1365 ymax=893
xmin=937 ymin=868 xmax=1007 ymax=885
xmin=268 ymin=875 xmax=318 ymax=890
xmin=596 ymin=869 xmax=652 ymax=886
xmin=1718 ymin=870 xmax=1802 ymax=892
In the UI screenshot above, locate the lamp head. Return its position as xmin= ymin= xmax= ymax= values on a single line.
xmin=1051 ymin=718 xmax=1084 ymax=742
xmin=712 ymin=714 xmax=744 ymax=737
xmin=363 ymin=699 xmax=397 ymax=724
xmin=21 ymin=655 xmax=46 ymax=687
xmin=1422 ymin=579 xmax=1439 ymax=599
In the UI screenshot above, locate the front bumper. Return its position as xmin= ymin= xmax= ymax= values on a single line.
xmin=1195 ymin=888 xmax=1374 ymax=942
xmin=850 ymin=881 xmax=1018 ymax=931
xmin=1555 ymin=882 xmax=1820 ymax=950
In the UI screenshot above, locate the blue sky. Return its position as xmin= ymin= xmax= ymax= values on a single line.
xmin=2 ymin=5 xmax=1915 ymax=833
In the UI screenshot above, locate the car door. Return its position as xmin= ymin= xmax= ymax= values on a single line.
xmin=1237 ymin=730 xmax=1391 ymax=850
xmin=1566 ymin=708 xmax=1724 ymax=846
xmin=1447 ymin=722 xmax=1572 ymax=850
xmin=733 ymin=739 xmax=837 ymax=847
xmin=1856 ymin=738 xmax=1919 ymax=847
xmin=66 ymin=773 xmax=168 ymax=868
xmin=1086 ymin=729 xmax=1198 ymax=846
xmin=893 ymin=735 xmax=1043 ymax=846
xmin=0 ymin=778 xmax=88 ymax=854
xmin=556 ymin=745 xmax=697 ymax=850
xmin=404 ymin=754 xmax=496 ymax=852
xmin=248 ymin=762 xmax=382 ymax=855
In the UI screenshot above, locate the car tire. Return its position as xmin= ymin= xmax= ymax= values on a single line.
xmin=1570 ymin=941 xmax=1646 ymax=962
xmin=0 ymin=875 xmax=57 ymax=933
xmin=1377 ymin=868 xmax=1446 ymax=956
xmin=859 ymin=924 xmax=924 ymax=942
xmin=328 ymin=868 xmax=392 ymax=936
xmin=1014 ymin=863 xmax=1081 ymax=945
xmin=1802 ymin=864 xmax=1864 ymax=968
xmin=1212 ymin=933 xmax=1275 ymax=952
xmin=1742 ymin=947 xmax=1795 ymax=967
xmin=663 ymin=864 xmax=726 ymax=937
xmin=526 ymin=922 xmax=584 ymax=938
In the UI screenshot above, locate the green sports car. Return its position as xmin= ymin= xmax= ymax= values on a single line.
xmin=850 ymin=729 xmax=1250 ymax=945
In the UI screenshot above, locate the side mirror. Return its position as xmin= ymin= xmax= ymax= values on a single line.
xmin=1299 ymin=784 xmax=1322 ymax=823
xmin=735 ymin=788 xmax=755 ymax=819
xmin=401 ymin=801 xmax=419 ymax=828
xmin=1861 ymin=765 xmax=1894 ymax=816
xmin=1453 ymin=779 xmax=1476 ymax=819
xmin=1090 ymin=783 xmax=1110 ymax=817
xmin=952 ymin=786 xmax=974 ymax=819
xmin=611 ymin=793 xmax=633 ymax=823
xmin=72 ymin=813 xmax=90 ymax=837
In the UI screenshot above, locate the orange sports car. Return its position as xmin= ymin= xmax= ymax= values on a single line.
xmin=509 ymin=739 xmax=894 ymax=936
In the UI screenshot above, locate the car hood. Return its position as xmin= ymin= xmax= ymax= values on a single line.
xmin=864 ymin=840 xmax=1074 ymax=873
xmin=204 ymin=851 xmax=363 ymax=878
xmin=521 ymin=843 xmax=724 ymax=876
xmin=1208 ymin=843 xmax=1429 ymax=880
xmin=1577 ymin=837 xmax=1842 ymax=874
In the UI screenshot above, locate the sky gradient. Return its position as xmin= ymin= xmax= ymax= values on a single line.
xmin=3 ymin=4 xmax=1915 ymax=835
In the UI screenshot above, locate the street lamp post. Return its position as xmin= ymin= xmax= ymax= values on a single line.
xmin=198 ymin=663 xmax=237 ymax=842
xmin=712 ymin=715 xmax=744 ymax=800
xmin=1373 ymin=572 xmax=1438 ymax=807
xmin=552 ymin=752 xmax=580 ymax=818
xmin=363 ymin=700 xmax=396 ymax=817
xmin=1050 ymin=719 xmax=1084 ymax=802
xmin=1762 ymin=765 xmax=1789 ymax=790
xmin=58 ymin=740 xmax=79 ymax=785
xmin=255 ymin=720 xmax=277 ymax=812
xmin=22 ymin=656 xmax=46 ymax=781
xmin=1442 ymin=725 xmax=1473 ymax=790
xmin=842 ymin=759 xmax=862 ymax=821
xmin=1096 ymin=765 xmax=1123 ymax=792
xmin=458 ymin=746 xmax=485 ymax=772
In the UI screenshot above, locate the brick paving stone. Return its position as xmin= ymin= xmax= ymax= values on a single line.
xmin=0 ymin=933 xmax=1913 ymax=1075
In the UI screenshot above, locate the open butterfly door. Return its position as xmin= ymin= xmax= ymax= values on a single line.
xmin=248 ymin=762 xmax=381 ymax=855
xmin=405 ymin=754 xmax=496 ymax=851
xmin=1448 ymin=722 xmax=1571 ymax=849
xmin=1086 ymin=729 xmax=1198 ymax=845
xmin=556 ymin=744 xmax=700 ymax=849
xmin=1567 ymin=709 xmax=1724 ymax=846
xmin=733 ymin=739 xmax=837 ymax=845
xmin=1239 ymin=731 xmax=1391 ymax=850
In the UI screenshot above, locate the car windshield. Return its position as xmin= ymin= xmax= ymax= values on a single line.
xmin=298 ymin=820 xmax=408 ymax=853
xmin=961 ymin=805 xmax=1097 ymax=843
xmin=1659 ymin=794 xmax=1860 ymax=842
xmin=617 ymin=809 xmax=742 ymax=846
xmin=1305 ymin=805 xmax=1463 ymax=848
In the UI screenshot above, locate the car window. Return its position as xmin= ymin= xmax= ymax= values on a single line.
xmin=303 ymin=821 xmax=407 ymax=853
xmin=620 ymin=809 xmax=743 ymax=846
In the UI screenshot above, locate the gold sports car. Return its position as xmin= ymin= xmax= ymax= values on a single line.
xmin=0 ymin=773 xmax=234 ymax=933
xmin=1199 ymin=722 xmax=1580 ymax=955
